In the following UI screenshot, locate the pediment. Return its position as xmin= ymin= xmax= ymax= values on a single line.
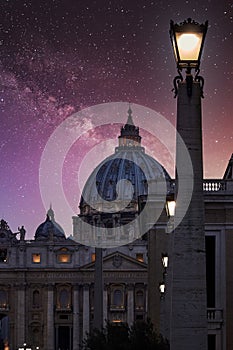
xmin=82 ymin=251 xmax=147 ymax=270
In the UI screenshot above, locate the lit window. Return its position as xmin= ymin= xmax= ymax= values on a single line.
xmin=32 ymin=253 xmax=41 ymax=263
xmin=91 ymin=253 xmax=96 ymax=262
xmin=136 ymin=253 xmax=144 ymax=263
xmin=57 ymin=254 xmax=71 ymax=263
xmin=112 ymin=319 xmax=123 ymax=323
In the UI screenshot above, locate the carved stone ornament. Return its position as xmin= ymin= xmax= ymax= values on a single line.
xmin=112 ymin=254 xmax=122 ymax=268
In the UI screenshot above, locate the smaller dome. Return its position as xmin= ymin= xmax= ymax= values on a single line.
xmin=35 ymin=213 xmax=65 ymax=241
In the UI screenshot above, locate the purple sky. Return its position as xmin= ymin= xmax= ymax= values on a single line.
xmin=0 ymin=0 xmax=233 ymax=237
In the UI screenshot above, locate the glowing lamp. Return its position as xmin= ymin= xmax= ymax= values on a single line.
xmin=159 ymin=282 xmax=165 ymax=295
xmin=170 ymin=18 xmax=208 ymax=71
xmin=166 ymin=200 xmax=176 ymax=217
xmin=162 ymin=253 xmax=169 ymax=269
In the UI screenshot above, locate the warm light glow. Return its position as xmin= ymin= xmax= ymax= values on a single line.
xmin=32 ymin=253 xmax=41 ymax=263
xmin=159 ymin=283 xmax=165 ymax=294
xmin=176 ymin=33 xmax=202 ymax=61
xmin=162 ymin=254 xmax=169 ymax=268
xmin=136 ymin=253 xmax=144 ymax=263
xmin=58 ymin=254 xmax=71 ymax=263
xmin=112 ymin=319 xmax=122 ymax=323
xmin=166 ymin=200 xmax=176 ymax=217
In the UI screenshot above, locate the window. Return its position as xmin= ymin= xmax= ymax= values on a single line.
xmin=57 ymin=248 xmax=71 ymax=263
xmin=136 ymin=314 xmax=143 ymax=320
xmin=32 ymin=253 xmax=41 ymax=263
xmin=206 ymin=236 xmax=215 ymax=308
xmin=110 ymin=285 xmax=125 ymax=310
xmin=0 ymin=290 xmax=7 ymax=309
xmin=0 ymin=249 xmax=7 ymax=263
xmin=59 ymin=315 xmax=69 ymax=320
xmin=58 ymin=254 xmax=71 ymax=263
xmin=91 ymin=253 xmax=96 ymax=262
xmin=135 ymin=290 xmax=144 ymax=309
xmin=113 ymin=289 xmax=123 ymax=307
xmin=208 ymin=334 xmax=216 ymax=350
xmin=58 ymin=289 xmax=70 ymax=309
xmin=136 ymin=253 xmax=144 ymax=263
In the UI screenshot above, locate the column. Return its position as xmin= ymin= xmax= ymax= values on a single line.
xmin=93 ymin=247 xmax=103 ymax=330
xmin=83 ymin=284 xmax=90 ymax=340
xmin=47 ymin=284 xmax=54 ymax=350
xmin=127 ymin=284 xmax=134 ymax=326
xmin=73 ymin=284 xmax=80 ymax=350
xmin=170 ymin=82 xmax=207 ymax=350
xmin=17 ymin=284 xmax=25 ymax=347
xmin=103 ymin=284 xmax=108 ymax=325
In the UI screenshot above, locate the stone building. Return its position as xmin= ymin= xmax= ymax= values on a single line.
xmin=0 ymin=110 xmax=233 ymax=350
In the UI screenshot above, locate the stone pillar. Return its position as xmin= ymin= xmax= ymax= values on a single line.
xmin=17 ymin=284 xmax=25 ymax=347
xmin=73 ymin=284 xmax=80 ymax=350
xmin=93 ymin=247 xmax=103 ymax=330
xmin=103 ymin=284 xmax=108 ymax=325
xmin=48 ymin=246 xmax=54 ymax=266
xmin=147 ymin=227 xmax=161 ymax=330
xmin=83 ymin=284 xmax=90 ymax=339
xmin=170 ymin=82 xmax=207 ymax=350
xmin=47 ymin=284 xmax=54 ymax=350
xmin=127 ymin=284 xmax=134 ymax=326
xmin=18 ymin=244 xmax=25 ymax=267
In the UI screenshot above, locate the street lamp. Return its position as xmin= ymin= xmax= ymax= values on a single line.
xmin=165 ymin=200 xmax=176 ymax=218
xmin=170 ymin=18 xmax=208 ymax=97
xmin=159 ymin=282 xmax=166 ymax=298
xmin=162 ymin=253 xmax=169 ymax=269
xmin=169 ymin=18 xmax=208 ymax=350
xmin=166 ymin=197 xmax=176 ymax=233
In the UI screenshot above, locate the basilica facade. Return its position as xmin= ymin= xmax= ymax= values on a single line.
xmin=0 ymin=110 xmax=233 ymax=350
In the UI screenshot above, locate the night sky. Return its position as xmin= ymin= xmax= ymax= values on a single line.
xmin=1 ymin=0 xmax=233 ymax=237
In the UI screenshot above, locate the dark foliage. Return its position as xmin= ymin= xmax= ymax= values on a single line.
xmin=82 ymin=319 xmax=169 ymax=350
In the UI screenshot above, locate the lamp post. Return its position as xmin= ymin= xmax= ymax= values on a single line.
xmin=169 ymin=18 xmax=208 ymax=350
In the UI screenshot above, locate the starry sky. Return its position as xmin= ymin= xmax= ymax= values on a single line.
xmin=0 ymin=0 xmax=233 ymax=237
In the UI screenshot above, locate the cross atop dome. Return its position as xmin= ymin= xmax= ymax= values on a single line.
xmin=117 ymin=107 xmax=142 ymax=149
xmin=126 ymin=105 xmax=134 ymax=126
xmin=47 ymin=203 xmax=55 ymax=221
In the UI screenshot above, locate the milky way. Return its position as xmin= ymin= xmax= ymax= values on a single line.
xmin=0 ymin=0 xmax=233 ymax=236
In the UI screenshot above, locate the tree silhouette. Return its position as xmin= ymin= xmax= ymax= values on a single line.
xmin=82 ymin=319 xmax=169 ymax=350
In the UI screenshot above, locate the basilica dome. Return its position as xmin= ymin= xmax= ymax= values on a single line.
xmin=79 ymin=108 xmax=171 ymax=215
xmin=35 ymin=207 xmax=66 ymax=241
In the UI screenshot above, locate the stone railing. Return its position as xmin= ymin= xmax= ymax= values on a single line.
xmin=168 ymin=179 xmax=232 ymax=196
xmin=203 ymin=180 xmax=227 ymax=192
xmin=207 ymin=308 xmax=223 ymax=323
